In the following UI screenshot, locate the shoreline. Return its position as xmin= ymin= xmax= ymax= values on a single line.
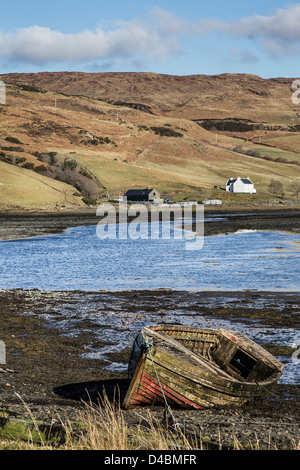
xmin=0 ymin=207 xmax=299 ymax=242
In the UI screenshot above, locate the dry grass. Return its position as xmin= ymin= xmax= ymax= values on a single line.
xmin=0 ymin=161 xmax=85 ymax=209
xmin=0 ymin=394 xmax=299 ymax=451
xmin=0 ymin=394 xmax=197 ymax=451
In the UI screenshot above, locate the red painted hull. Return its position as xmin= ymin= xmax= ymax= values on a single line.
xmin=129 ymin=370 xmax=205 ymax=410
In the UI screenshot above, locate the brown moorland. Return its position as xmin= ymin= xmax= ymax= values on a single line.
xmin=0 ymin=72 xmax=300 ymax=209
xmin=2 ymin=72 xmax=298 ymax=123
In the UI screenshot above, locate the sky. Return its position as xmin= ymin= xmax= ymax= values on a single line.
xmin=0 ymin=0 xmax=300 ymax=77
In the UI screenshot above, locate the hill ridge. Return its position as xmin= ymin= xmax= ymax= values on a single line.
xmin=1 ymin=71 xmax=298 ymax=122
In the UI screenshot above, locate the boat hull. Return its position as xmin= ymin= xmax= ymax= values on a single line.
xmin=123 ymin=325 xmax=284 ymax=410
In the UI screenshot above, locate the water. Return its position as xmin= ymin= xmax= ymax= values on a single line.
xmin=0 ymin=222 xmax=299 ymax=384
xmin=0 ymin=223 xmax=299 ymax=291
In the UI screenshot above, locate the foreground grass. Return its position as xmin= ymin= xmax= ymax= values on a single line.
xmin=0 ymin=395 xmax=299 ymax=451
xmin=0 ymin=396 xmax=197 ymax=451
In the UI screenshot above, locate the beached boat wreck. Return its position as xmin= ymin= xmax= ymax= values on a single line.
xmin=123 ymin=325 xmax=284 ymax=410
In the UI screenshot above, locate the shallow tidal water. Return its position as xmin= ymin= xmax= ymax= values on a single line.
xmin=0 ymin=223 xmax=299 ymax=292
xmin=0 ymin=222 xmax=299 ymax=384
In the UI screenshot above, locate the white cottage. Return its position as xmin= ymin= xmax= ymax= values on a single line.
xmin=226 ymin=177 xmax=256 ymax=194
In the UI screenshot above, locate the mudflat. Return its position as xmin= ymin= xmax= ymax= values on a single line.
xmin=0 ymin=288 xmax=299 ymax=450
xmin=0 ymin=209 xmax=299 ymax=450
xmin=0 ymin=208 xmax=299 ymax=241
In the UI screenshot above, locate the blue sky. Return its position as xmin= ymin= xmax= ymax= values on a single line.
xmin=0 ymin=0 xmax=300 ymax=77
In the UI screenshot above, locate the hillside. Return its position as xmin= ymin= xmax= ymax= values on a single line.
xmin=0 ymin=161 xmax=86 ymax=209
xmin=2 ymin=72 xmax=298 ymax=125
xmin=0 ymin=72 xmax=300 ymax=210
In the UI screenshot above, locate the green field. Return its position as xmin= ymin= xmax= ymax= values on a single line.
xmin=244 ymin=143 xmax=300 ymax=163
xmin=55 ymin=141 xmax=300 ymax=204
xmin=260 ymin=133 xmax=300 ymax=156
xmin=0 ymin=162 xmax=85 ymax=209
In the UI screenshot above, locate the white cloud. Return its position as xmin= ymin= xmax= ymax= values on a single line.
xmin=200 ymin=4 xmax=300 ymax=56
xmin=1 ymin=5 xmax=300 ymax=67
xmin=150 ymin=7 xmax=191 ymax=36
xmin=0 ymin=16 xmax=180 ymax=65
xmin=226 ymin=5 xmax=300 ymax=42
xmin=152 ymin=5 xmax=300 ymax=58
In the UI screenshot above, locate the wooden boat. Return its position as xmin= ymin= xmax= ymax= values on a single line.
xmin=123 ymin=325 xmax=284 ymax=410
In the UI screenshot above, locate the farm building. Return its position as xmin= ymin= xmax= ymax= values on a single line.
xmin=124 ymin=188 xmax=163 ymax=204
xmin=226 ymin=177 xmax=256 ymax=194
xmin=203 ymin=200 xmax=222 ymax=205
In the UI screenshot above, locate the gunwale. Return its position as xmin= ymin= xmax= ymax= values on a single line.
xmin=123 ymin=325 xmax=284 ymax=409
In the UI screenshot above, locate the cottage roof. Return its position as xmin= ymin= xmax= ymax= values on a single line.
xmin=241 ymin=179 xmax=253 ymax=185
xmin=124 ymin=188 xmax=154 ymax=197
xmin=226 ymin=178 xmax=253 ymax=185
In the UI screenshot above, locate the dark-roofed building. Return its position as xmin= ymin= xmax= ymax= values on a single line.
xmin=124 ymin=188 xmax=163 ymax=203
xmin=226 ymin=177 xmax=256 ymax=194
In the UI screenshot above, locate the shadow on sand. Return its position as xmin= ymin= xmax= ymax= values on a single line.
xmin=53 ymin=379 xmax=130 ymax=405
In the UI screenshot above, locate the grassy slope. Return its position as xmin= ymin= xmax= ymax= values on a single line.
xmin=260 ymin=134 xmax=300 ymax=155
xmin=0 ymin=161 xmax=84 ymax=209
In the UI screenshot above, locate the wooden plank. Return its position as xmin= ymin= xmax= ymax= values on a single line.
xmin=124 ymin=326 xmax=283 ymax=410
xmin=220 ymin=329 xmax=284 ymax=371
xmin=123 ymin=354 xmax=146 ymax=408
xmin=141 ymin=371 xmax=205 ymax=409
xmin=141 ymin=374 xmax=183 ymax=406
xmin=144 ymin=358 xmax=245 ymax=407
xmin=145 ymin=348 xmax=270 ymax=404
xmin=143 ymin=327 xmax=228 ymax=377
xmin=150 ymin=337 xmax=281 ymax=393
xmin=149 ymin=350 xmax=267 ymax=399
